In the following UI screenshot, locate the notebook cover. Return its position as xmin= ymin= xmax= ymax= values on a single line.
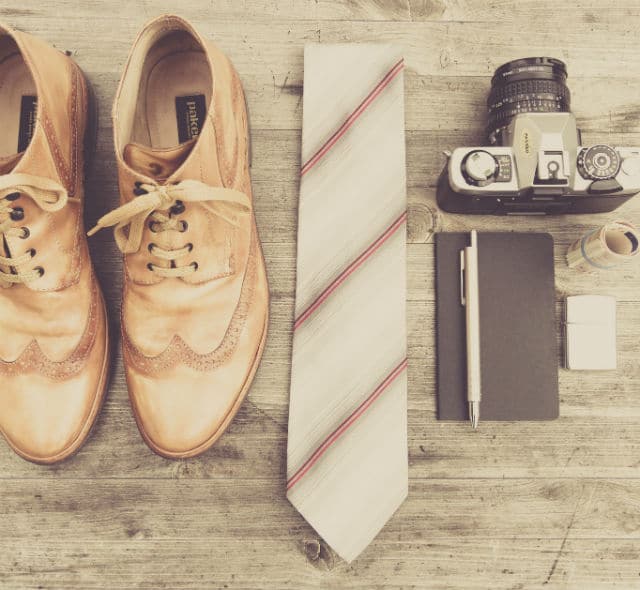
xmin=435 ymin=232 xmax=559 ymax=420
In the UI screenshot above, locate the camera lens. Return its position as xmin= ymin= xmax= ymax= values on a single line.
xmin=487 ymin=57 xmax=571 ymax=144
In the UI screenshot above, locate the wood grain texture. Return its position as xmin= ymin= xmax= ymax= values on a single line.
xmin=1 ymin=0 xmax=640 ymax=588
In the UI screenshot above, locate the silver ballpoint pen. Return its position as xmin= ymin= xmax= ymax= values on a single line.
xmin=460 ymin=230 xmax=481 ymax=429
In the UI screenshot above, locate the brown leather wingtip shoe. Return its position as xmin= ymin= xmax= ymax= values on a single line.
xmin=0 ymin=24 xmax=109 ymax=464
xmin=90 ymin=15 xmax=269 ymax=459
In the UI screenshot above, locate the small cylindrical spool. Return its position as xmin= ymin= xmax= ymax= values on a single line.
xmin=567 ymin=220 xmax=640 ymax=271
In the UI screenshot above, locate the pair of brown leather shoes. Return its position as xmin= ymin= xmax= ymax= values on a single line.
xmin=0 ymin=15 xmax=269 ymax=464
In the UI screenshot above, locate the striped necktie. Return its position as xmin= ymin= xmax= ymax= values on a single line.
xmin=287 ymin=44 xmax=408 ymax=563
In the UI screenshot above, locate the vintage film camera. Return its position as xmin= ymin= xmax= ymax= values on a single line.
xmin=437 ymin=57 xmax=640 ymax=215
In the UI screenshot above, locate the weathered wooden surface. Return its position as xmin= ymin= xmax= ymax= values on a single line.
xmin=1 ymin=1 xmax=640 ymax=588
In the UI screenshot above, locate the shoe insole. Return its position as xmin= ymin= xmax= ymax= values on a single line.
xmin=0 ymin=52 xmax=37 ymax=157
xmin=143 ymin=51 xmax=211 ymax=149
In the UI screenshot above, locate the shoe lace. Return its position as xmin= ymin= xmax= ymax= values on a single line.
xmin=87 ymin=180 xmax=251 ymax=278
xmin=0 ymin=172 xmax=74 ymax=287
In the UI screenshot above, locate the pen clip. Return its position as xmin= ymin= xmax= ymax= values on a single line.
xmin=460 ymin=249 xmax=466 ymax=306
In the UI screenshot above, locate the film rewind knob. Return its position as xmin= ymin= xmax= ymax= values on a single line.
xmin=462 ymin=150 xmax=498 ymax=186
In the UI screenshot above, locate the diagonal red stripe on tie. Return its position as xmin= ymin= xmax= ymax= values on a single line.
xmin=294 ymin=211 xmax=407 ymax=330
xmin=287 ymin=358 xmax=408 ymax=491
xmin=300 ymin=58 xmax=404 ymax=177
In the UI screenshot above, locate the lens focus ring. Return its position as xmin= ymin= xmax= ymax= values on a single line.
xmin=488 ymin=78 xmax=570 ymax=110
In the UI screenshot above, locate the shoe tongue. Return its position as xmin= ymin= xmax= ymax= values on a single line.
xmin=0 ymin=152 xmax=23 ymax=175
xmin=123 ymin=140 xmax=196 ymax=181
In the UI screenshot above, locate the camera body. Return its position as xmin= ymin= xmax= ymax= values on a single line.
xmin=437 ymin=58 xmax=640 ymax=215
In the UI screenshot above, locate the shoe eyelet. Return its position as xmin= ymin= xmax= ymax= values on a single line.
xmin=180 ymin=220 xmax=188 ymax=232
xmin=148 ymin=163 xmax=163 ymax=176
xmin=170 ymin=200 xmax=185 ymax=216
xmin=20 ymin=227 xmax=30 ymax=239
xmin=186 ymin=243 xmax=194 ymax=252
xmin=148 ymin=243 xmax=156 ymax=253
xmin=191 ymin=261 xmax=199 ymax=271
xmin=133 ymin=182 xmax=148 ymax=196
xmin=147 ymin=263 xmax=154 ymax=271
xmin=29 ymin=248 xmax=36 ymax=257
xmin=5 ymin=192 xmax=20 ymax=201
xmin=35 ymin=266 xmax=44 ymax=277
xmin=148 ymin=220 xmax=158 ymax=233
xmin=10 ymin=207 xmax=24 ymax=221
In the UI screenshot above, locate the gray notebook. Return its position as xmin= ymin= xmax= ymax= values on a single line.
xmin=435 ymin=232 xmax=559 ymax=421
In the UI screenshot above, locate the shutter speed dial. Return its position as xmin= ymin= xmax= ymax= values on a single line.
xmin=577 ymin=145 xmax=621 ymax=180
xmin=461 ymin=150 xmax=499 ymax=186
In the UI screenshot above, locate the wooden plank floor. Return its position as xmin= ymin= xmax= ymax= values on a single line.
xmin=2 ymin=1 xmax=640 ymax=588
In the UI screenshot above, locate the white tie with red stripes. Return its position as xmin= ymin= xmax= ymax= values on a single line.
xmin=287 ymin=44 xmax=408 ymax=563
